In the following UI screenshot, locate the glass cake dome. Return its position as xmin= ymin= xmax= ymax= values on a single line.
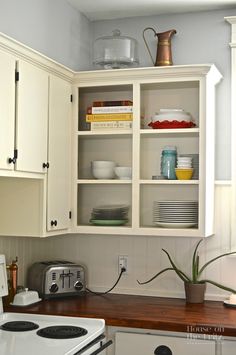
xmin=93 ymin=29 xmax=139 ymax=69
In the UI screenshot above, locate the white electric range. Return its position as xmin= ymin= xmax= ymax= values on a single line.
xmin=0 ymin=255 xmax=112 ymax=355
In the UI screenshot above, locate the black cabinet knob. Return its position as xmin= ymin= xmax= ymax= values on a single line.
xmin=43 ymin=162 xmax=49 ymax=168
xmin=154 ymin=345 xmax=172 ymax=355
xmin=51 ymin=220 xmax=58 ymax=227
xmin=8 ymin=157 xmax=16 ymax=164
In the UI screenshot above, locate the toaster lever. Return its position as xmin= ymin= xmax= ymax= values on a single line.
xmin=60 ymin=271 xmax=74 ymax=289
xmin=60 ymin=272 xmax=74 ymax=278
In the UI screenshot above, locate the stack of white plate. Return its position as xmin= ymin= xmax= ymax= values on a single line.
xmin=90 ymin=204 xmax=129 ymax=226
xmin=153 ymin=200 xmax=198 ymax=228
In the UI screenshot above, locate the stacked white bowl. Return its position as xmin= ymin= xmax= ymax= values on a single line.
xmin=114 ymin=167 xmax=132 ymax=180
xmin=177 ymin=156 xmax=192 ymax=168
xmin=91 ymin=160 xmax=116 ymax=179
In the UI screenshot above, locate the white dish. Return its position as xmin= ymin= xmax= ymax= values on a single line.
xmin=223 ymin=300 xmax=236 ymax=308
xmin=154 ymin=200 xmax=198 ymax=204
xmin=92 ymin=167 xmax=115 ymax=179
xmin=114 ymin=166 xmax=132 ymax=180
xmin=11 ymin=289 xmax=42 ymax=306
xmin=91 ymin=160 xmax=116 ymax=168
xmin=154 ymin=222 xmax=197 ymax=228
xmin=152 ymin=112 xmax=192 ymax=123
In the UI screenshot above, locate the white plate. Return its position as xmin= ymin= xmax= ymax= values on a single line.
xmin=154 ymin=210 xmax=198 ymax=213
xmin=154 ymin=219 xmax=198 ymax=223
xmin=156 ymin=200 xmax=198 ymax=204
xmin=154 ymin=222 xmax=198 ymax=228
xmin=154 ymin=217 xmax=198 ymax=221
xmin=223 ymin=300 xmax=236 ymax=308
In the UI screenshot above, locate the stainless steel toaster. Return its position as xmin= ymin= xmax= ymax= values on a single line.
xmin=27 ymin=260 xmax=86 ymax=299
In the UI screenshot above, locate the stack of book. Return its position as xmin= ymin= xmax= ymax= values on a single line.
xmin=86 ymin=100 xmax=133 ymax=131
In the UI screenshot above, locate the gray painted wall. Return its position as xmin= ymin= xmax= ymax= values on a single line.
xmin=92 ymin=9 xmax=236 ymax=180
xmin=0 ymin=0 xmax=92 ymax=70
xmin=0 ymin=1 xmax=234 ymax=178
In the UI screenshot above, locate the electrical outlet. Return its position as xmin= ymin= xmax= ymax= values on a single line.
xmin=118 ymin=255 xmax=128 ymax=274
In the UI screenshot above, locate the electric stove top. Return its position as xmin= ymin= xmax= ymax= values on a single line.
xmin=0 ymin=312 xmax=105 ymax=355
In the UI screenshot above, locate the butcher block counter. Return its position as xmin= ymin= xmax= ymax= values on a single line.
xmin=4 ymin=293 xmax=236 ymax=337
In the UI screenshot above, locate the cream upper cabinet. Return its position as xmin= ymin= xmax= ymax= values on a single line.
xmin=0 ymin=50 xmax=16 ymax=170
xmin=46 ymin=75 xmax=71 ymax=232
xmin=73 ymin=65 xmax=222 ymax=238
xmin=0 ymin=53 xmax=48 ymax=175
xmin=15 ymin=60 xmax=48 ymax=173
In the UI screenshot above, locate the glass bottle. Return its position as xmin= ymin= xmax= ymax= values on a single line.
xmin=161 ymin=146 xmax=177 ymax=180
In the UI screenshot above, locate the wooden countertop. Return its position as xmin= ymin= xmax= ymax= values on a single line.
xmin=4 ymin=293 xmax=236 ymax=337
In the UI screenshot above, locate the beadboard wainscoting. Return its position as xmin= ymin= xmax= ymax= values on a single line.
xmin=0 ymin=183 xmax=234 ymax=300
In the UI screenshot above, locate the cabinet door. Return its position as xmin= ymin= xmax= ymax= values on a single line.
xmin=16 ymin=60 xmax=48 ymax=173
xmin=115 ymin=332 xmax=215 ymax=355
xmin=221 ymin=340 xmax=236 ymax=354
xmin=0 ymin=51 xmax=16 ymax=170
xmin=47 ymin=75 xmax=71 ymax=231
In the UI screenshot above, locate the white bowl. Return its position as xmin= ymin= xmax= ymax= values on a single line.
xmin=177 ymin=164 xmax=192 ymax=168
xmin=114 ymin=167 xmax=132 ymax=180
xmin=92 ymin=167 xmax=115 ymax=179
xmin=91 ymin=160 xmax=116 ymax=168
xmin=177 ymin=158 xmax=192 ymax=163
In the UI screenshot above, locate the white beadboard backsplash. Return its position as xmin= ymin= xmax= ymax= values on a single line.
xmin=0 ymin=184 xmax=235 ymax=301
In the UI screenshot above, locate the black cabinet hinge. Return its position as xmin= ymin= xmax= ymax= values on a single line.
xmin=69 ymin=211 xmax=72 ymax=219
xmin=70 ymin=94 xmax=73 ymax=102
xmin=15 ymin=71 xmax=19 ymax=82
xmin=14 ymin=149 xmax=18 ymax=159
xmin=8 ymin=149 xmax=18 ymax=164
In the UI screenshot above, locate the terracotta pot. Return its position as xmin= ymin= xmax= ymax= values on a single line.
xmin=184 ymin=282 xmax=206 ymax=304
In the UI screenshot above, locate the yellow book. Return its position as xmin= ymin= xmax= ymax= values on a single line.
xmin=86 ymin=113 xmax=133 ymax=122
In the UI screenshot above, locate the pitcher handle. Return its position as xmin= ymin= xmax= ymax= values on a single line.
xmin=143 ymin=27 xmax=157 ymax=66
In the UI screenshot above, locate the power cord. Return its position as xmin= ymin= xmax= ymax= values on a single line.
xmin=86 ymin=267 xmax=126 ymax=295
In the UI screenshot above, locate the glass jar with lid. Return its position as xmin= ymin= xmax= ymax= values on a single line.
xmin=93 ymin=29 xmax=139 ymax=69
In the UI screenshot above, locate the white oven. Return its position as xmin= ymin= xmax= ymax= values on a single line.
xmin=0 ymin=255 xmax=112 ymax=355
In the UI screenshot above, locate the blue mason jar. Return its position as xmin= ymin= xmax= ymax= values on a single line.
xmin=161 ymin=146 xmax=177 ymax=180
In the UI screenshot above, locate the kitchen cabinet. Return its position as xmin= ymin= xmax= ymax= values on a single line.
xmin=72 ymin=64 xmax=222 ymax=238
xmin=0 ymin=51 xmax=48 ymax=175
xmin=16 ymin=60 xmax=48 ymax=174
xmin=0 ymin=32 xmax=73 ymax=237
xmin=0 ymin=75 xmax=72 ymax=237
xmin=0 ymin=50 xmax=15 ymax=171
xmin=46 ymin=75 xmax=71 ymax=232
xmin=115 ymin=331 xmax=215 ymax=355
xmin=221 ymin=340 xmax=236 ymax=354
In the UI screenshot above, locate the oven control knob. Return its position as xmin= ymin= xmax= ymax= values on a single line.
xmin=154 ymin=345 xmax=172 ymax=355
xmin=74 ymin=281 xmax=84 ymax=291
xmin=49 ymin=283 xmax=59 ymax=293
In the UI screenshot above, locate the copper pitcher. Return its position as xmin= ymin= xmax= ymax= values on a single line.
xmin=143 ymin=27 xmax=177 ymax=66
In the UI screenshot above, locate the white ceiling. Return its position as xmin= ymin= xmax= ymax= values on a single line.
xmin=67 ymin=0 xmax=236 ymax=21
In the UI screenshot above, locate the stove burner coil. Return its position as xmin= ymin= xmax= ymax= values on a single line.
xmin=1 ymin=321 xmax=39 ymax=332
xmin=37 ymin=325 xmax=88 ymax=339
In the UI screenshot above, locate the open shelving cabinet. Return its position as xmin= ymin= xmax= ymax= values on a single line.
xmin=72 ymin=64 xmax=222 ymax=237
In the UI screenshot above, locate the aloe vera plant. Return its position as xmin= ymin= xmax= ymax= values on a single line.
xmin=137 ymin=239 xmax=236 ymax=293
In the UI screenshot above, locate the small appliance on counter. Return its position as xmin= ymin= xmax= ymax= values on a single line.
xmin=0 ymin=255 xmax=112 ymax=355
xmin=27 ymin=260 xmax=86 ymax=299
